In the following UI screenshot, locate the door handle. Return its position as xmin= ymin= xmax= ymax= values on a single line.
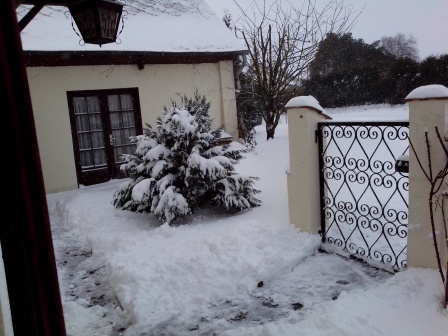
xmin=109 ymin=134 xmax=115 ymax=145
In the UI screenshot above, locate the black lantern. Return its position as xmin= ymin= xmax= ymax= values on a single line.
xmin=68 ymin=0 xmax=123 ymax=46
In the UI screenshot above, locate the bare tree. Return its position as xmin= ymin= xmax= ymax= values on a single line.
xmin=380 ymin=33 xmax=419 ymax=60
xmin=233 ymin=0 xmax=360 ymax=139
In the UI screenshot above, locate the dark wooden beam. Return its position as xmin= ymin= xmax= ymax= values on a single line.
xmin=18 ymin=0 xmax=73 ymax=7
xmin=18 ymin=3 xmax=44 ymax=31
xmin=18 ymin=0 xmax=122 ymax=8
xmin=24 ymin=50 xmax=247 ymax=67
xmin=0 ymin=0 xmax=67 ymax=335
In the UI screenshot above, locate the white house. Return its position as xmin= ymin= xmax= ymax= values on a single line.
xmin=18 ymin=0 xmax=248 ymax=193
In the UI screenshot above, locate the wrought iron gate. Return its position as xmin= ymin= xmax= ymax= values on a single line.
xmin=317 ymin=121 xmax=409 ymax=272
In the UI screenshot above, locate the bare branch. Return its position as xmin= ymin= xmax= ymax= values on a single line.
xmin=233 ymin=0 xmax=360 ymax=139
xmin=409 ymin=138 xmax=431 ymax=181
xmin=380 ymin=32 xmax=419 ymax=60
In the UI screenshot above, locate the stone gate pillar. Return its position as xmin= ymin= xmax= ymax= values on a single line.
xmin=285 ymin=96 xmax=331 ymax=234
xmin=405 ymin=84 xmax=448 ymax=269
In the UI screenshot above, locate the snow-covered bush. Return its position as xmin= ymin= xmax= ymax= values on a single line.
xmin=112 ymin=91 xmax=261 ymax=224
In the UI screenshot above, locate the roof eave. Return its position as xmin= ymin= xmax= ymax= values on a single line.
xmin=23 ymin=50 xmax=249 ymax=67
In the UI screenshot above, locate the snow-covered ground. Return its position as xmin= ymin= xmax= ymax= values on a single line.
xmin=43 ymin=104 xmax=447 ymax=335
xmin=324 ymin=103 xmax=409 ymax=121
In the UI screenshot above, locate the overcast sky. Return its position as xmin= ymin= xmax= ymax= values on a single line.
xmin=207 ymin=0 xmax=448 ymax=59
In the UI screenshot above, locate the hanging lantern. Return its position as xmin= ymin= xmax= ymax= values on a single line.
xmin=68 ymin=0 xmax=123 ymax=46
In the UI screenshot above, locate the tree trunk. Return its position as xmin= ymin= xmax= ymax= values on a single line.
xmin=265 ymin=107 xmax=276 ymax=140
xmin=237 ymin=109 xmax=248 ymax=140
xmin=266 ymin=128 xmax=275 ymax=140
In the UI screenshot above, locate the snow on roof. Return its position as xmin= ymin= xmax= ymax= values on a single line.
xmin=405 ymin=84 xmax=448 ymax=101
xmin=18 ymin=0 xmax=248 ymax=53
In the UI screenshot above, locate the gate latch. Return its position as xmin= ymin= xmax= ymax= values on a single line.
xmin=395 ymin=154 xmax=409 ymax=173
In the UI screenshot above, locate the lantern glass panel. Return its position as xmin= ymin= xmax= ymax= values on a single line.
xmin=72 ymin=8 xmax=96 ymax=40
xmin=98 ymin=6 xmax=120 ymax=39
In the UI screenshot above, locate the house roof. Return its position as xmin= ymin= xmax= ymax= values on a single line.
xmin=18 ymin=0 xmax=248 ymax=66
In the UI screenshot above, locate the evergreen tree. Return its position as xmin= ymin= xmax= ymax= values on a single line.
xmin=383 ymin=57 xmax=419 ymax=104
xmin=416 ymin=55 xmax=448 ymax=88
xmin=112 ymin=91 xmax=261 ymax=224
xmin=304 ymin=32 xmax=396 ymax=107
xmin=308 ymin=33 xmax=393 ymax=79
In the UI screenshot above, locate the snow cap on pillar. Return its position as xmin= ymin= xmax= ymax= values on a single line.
xmin=285 ymin=95 xmax=331 ymax=119
xmin=405 ymin=84 xmax=448 ymax=101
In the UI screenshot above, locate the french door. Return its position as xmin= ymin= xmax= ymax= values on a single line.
xmin=67 ymin=88 xmax=142 ymax=186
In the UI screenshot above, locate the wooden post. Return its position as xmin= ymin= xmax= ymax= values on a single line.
xmin=0 ymin=1 xmax=67 ymax=335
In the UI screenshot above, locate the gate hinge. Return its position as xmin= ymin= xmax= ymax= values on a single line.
xmin=315 ymin=129 xmax=320 ymax=143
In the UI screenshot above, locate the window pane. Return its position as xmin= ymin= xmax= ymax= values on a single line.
xmin=128 ymin=143 xmax=137 ymax=154
xmin=112 ymin=129 xmax=124 ymax=146
xmin=93 ymin=149 xmax=107 ymax=166
xmin=89 ymin=114 xmax=103 ymax=131
xmin=110 ymin=112 xmax=122 ymax=129
xmin=124 ymin=128 xmax=136 ymax=144
xmin=76 ymin=115 xmax=90 ymax=132
xmin=114 ymin=146 xmax=128 ymax=163
xmin=122 ymin=111 xmax=135 ymax=127
xmin=86 ymin=96 xmax=100 ymax=112
xmin=80 ymin=150 xmax=94 ymax=168
xmin=73 ymin=97 xmax=87 ymax=114
xmin=107 ymin=95 xmax=120 ymax=112
xmin=120 ymin=94 xmax=133 ymax=110
xmin=78 ymin=133 xmax=91 ymax=150
xmin=91 ymin=132 xmax=104 ymax=148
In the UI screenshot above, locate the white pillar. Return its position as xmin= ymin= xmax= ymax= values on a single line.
xmin=285 ymin=96 xmax=331 ymax=234
xmin=405 ymin=85 xmax=448 ymax=269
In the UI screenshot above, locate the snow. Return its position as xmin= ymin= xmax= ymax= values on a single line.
xmin=405 ymin=84 xmax=448 ymax=100
xmin=41 ymin=104 xmax=448 ymax=336
xmin=397 ymin=154 xmax=409 ymax=161
xmin=11 ymin=1 xmax=448 ymax=333
xmin=18 ymin=0 xmax=247 ymax=52
xmin=322 ymin=103 xmax=409 ymax=121
xmin=285 ymin=95 xmax=325 ymax=112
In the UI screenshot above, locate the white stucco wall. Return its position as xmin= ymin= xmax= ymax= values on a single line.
xmin=26 ymin=61 xmax=238 ymax=194
xmin=285 ymin=98 xmax=330 ymax=234
xmin=407 ymin=98 xmax=447 ymax=269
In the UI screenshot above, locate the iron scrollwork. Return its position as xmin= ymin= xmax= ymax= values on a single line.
xmin=318 ymin=122 xmax=409 ymax=272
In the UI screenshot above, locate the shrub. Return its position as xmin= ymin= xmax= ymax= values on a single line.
xmin=112 ymin=91 xmax=261 ymax=224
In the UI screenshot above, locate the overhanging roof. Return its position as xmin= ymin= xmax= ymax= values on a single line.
xmin=23 ymin=49 xmax=248 ymax=67
xmin=18 ymin=1 xmax=249 ymax=54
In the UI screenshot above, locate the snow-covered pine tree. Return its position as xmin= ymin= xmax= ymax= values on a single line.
xmin=112 ymin=91 xmax=261 ymax=224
